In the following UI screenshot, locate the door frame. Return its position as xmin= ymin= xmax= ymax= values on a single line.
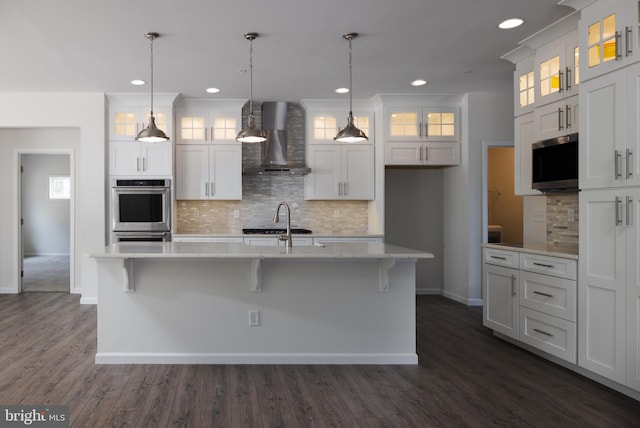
xmin=13 ymin=148 xmax=75 ymax=293
xmin=481 ymin=140 xmax=513 ymax=244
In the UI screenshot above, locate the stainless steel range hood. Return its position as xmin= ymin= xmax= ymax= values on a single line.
xmin=242 ymin=101 xmax=311 ymax=175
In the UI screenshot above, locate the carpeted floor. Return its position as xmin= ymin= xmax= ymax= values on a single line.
xmin=22 ymin=255 xmax=70 ymax=292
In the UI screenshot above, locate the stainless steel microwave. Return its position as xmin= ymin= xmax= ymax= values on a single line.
xmin=532 ymin=133 xmax=578 ymax=192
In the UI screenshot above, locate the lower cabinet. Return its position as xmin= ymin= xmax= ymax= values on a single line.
xmin=483 ymin=246 xmax=578 ymax=364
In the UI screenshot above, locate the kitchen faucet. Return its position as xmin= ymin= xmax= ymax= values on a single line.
xmin=273 ymin=201 xmax=292 ymax=250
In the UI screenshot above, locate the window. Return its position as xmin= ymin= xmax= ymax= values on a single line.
xmin=49 ymin=176 xmax=71 ymax=200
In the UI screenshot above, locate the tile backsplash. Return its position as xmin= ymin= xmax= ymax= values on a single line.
xmin=546 ymin=193 xmax=578 ymax=253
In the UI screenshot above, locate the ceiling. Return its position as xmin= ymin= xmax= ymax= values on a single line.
xmin=0 ymin=0 xmax=574 ymax=102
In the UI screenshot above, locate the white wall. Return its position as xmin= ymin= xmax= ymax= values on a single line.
xmin=443 ymin=92 xmax=513 ymax=305
xmin=0 ymin=93 xmax=105 ymax=301
xmin=23 ymin=153 xmax=71 ymax=255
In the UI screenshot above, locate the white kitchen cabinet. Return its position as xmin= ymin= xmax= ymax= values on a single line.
xmin=533 ymin=95 xmax=579 ymax=141
xmin=307 ymin=110 xmax=372 ymax=144
xmin=578 ymin=188 xmax=631 ymax=384
xmin=534 ymin=29 xmax=580 ymax=107
xmin=579 ymin=0 xmax=640 ymax=82
xmin=513 ymin=55 xmax=536 ymax=117
xmin=109 ymin=140 xmax=172 ymax=177
xmin=483 ymin=246 xmax=578 ymax=363
xmin=304 ymin=144 xmax=374 ymax=200
xmin=109 ymin=106 xmax=172 ymax=142
xmin=580 ymin=63 xmax=640 ymax=190
xmin=384 ymin=142 xmax=460 ymax=166
xmin=384 ymin=107 xmax=459 ymax=142
xmin=175 ymin=144 xmax=242 ymax=200
xmin=175 ymin=109 xmax=240 ymax=144
xmin=514 ymin=113 xmax=541 ymax=196
xmin=626 ymin=188 xmax=640 ymax=392
xmin=483 ymin=252 xmax=520 ymax=340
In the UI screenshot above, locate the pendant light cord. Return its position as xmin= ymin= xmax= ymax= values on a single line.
xmin=249 ymin=36 xmax=255 ymax=117
xmin=149 ymin=33 xmax=155 ymax=116
xmin=348 ymin=36 xmax=353 ymax=114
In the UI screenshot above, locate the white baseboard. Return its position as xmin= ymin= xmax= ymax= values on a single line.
xmin=95 ymin=352 xmax=419 ymax=365
xmin=24 ymin=252 xmax=71 ymax=257
xmin=442 ymin=290 xmax=484 ymax=307
xmin=80 ymin=296 xmax=97 ymax=305
xmin=0 ymin=288 xmax=19 ymax=294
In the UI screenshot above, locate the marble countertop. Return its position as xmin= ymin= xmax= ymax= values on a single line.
xmin=88 ymin=241 xmax=434 ymax=260
xmin=482 ymin=242 xmax=578 ymax=260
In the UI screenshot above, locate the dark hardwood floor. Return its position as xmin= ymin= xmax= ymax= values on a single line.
xmin=0 ymin=293 xmax=638 ymax=427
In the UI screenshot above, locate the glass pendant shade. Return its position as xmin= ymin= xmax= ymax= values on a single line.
xmin=335 ymin=32 xmax=368 ymax=143
xmin=136 ymin=32 xmax=169 ymax=143
xmin=237 ymin=32 xmax=266 ymax=143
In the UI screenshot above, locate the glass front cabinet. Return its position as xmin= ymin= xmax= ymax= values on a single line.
xmin=580 ymin=0 xmax=640 ymax=81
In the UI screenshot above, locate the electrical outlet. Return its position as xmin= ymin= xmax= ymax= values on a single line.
xmin=533 ymin=209 xmax=546 ymax=222
xmin=567 ymin=209 xmax=575 ymax=222
xmin=333 ymin=209 xmax=340 ymax=219
xmin=233 ymin=209 xmax=240 ymax=219
xmin=249 ymin=309 xmax=260 ymax=326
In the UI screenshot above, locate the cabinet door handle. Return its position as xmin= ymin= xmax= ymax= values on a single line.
xmin=424 ymin=146 xmax=428 ymax=161
xmin=626 ymin=26 xmax=633 ymax=57
xmin=419 ymin=145 xmax=423 ymax=161
xmin=627 ymin=196 xmax=633 ymax=226
xmin=142 ymin=157 xmax=146 ymax=172
xmin=533 ymin=290 xmax=553 ymax=298
xmin=204 ymin=127 xmax=208 ymax=141
xmin=626 ymin=149 xmax=633 ymax=178
xmin=557 ymin=107 xmax=563 ymax=131
xmin=565 ymin=67 xmax=571 ymax=91
xmin=511 ymin=275 xmax=517 ymax=296
xmin=205 ymin=182 xmax=209 ymax=197
xmin=338 ymin=182 xmax=342 ymax=196
xmin=490 ymin=255 xmax=507 ymax=260
xmin=615 ymin=196 xmax=623 ymax=226
xmin=566 ymin=104 xmax=571 ymax=129
xmin=533 ymin=328 xmax=554 ymax=337
xmin=615 ymin=30 xmax=622 ymax=60
xmin=344 ymin=182 xmax=348 ymax=196
xmin=615 ymin=150 xmax=622 ymax=179
xmin=136 ymin=157 xmax=140 ymax=172
xmin=532 ymin=262 xmax=554 ymax=268
xmin=558 ymin=69 xmax=564 ymax=93
xmin=211 ymin=182 xmax=215 ymax=196
xmin=418 ymin=123 xmax=422 ymax=139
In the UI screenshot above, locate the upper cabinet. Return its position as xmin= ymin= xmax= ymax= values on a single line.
xmin=110 ymin=140 xmax=173 ymax=177
xmin=107 ymin=94 xmax=177 ymax=142
xmin=384 ymin=107 xmax=459 ymax=142
xmin=514 ymin=55 xmax=537 ymax=117
xmin=580 ymin=0 xmax=640 ymax=82
xmin=174 ymin=100 xmax=244 ymax=145
xmin=307 ymin=110 xmax=373 ymax=145
xmin=534 ymin=29 xmax=580 ymax=107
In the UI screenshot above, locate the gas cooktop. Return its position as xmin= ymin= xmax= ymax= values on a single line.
xmin=242 ymin=228 xmax=313 ymax=235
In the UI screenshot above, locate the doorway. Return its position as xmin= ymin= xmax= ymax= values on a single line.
xmin=19 ymin=152 xmax=73 ymax=292
xmin=482 ymin=142 xmax=523 ymax=244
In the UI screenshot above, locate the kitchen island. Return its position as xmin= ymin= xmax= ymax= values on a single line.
xmin=89 ymin=241 xmax=433 ymax=365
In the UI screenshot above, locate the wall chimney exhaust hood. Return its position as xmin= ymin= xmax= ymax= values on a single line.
xmin=242 ymin=101 xmax=311 ymax=175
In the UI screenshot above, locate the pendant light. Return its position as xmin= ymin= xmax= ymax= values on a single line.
xmin=335 ymin=32 xmax=368 ymax=143
xmin=136 ymin=32 xmax=169 ymax=143
xmin=236 ymin=32 xmax=267 ymax=143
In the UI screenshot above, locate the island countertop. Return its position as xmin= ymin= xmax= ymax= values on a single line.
xmin=88 ymin=241 xmax=434 ymax=260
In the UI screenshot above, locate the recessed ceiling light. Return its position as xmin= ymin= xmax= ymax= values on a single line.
xmin=335 ymin=87 xmax=349 ymax=94
xmin=498 ymin=18 xmax=524 ymax=29
xmin=206 ymin=87 xmax=221 ymax=94
xmin=130 ymin=79 xmax=146 ymax=86
xmin=411 ymin=79 xmax=427 ymax=87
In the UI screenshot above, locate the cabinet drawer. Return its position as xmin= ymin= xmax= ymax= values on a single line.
xmin=519 ymin=253 xmax=577 ymax=280
xmin=520 ymin=271 xmax=576 ymax=321
xmin=520 ymin=307 xmax=576 ymax=364
xmin=484 ymin=248 xmax=519 ymax=268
